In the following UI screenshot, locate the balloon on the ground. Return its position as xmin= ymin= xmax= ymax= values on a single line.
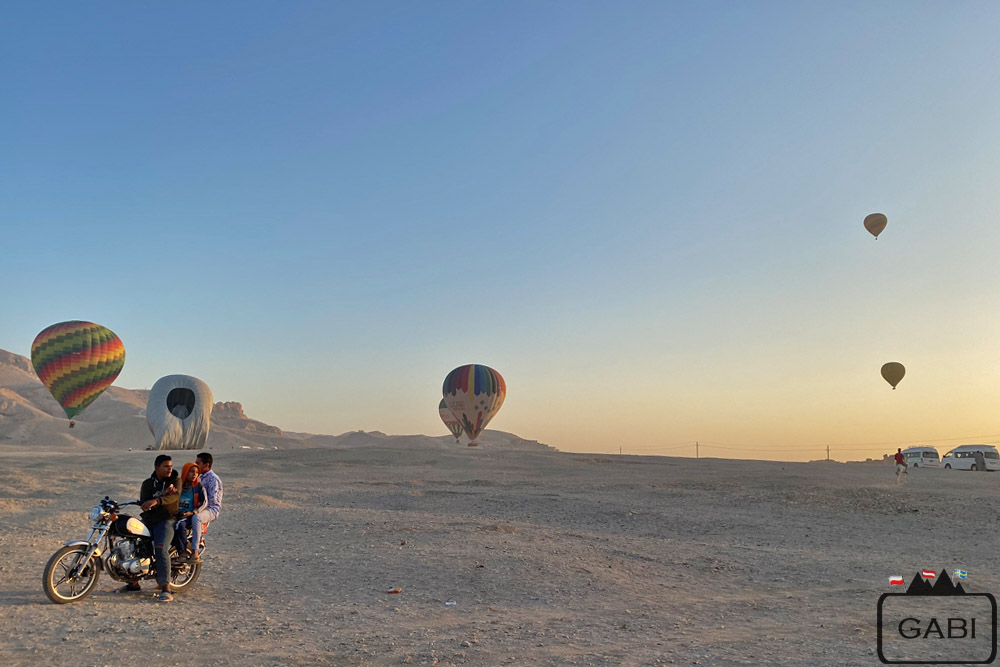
xmin=442 ymin=364 xmax=506 ymax=445
xmin=146 ymin=375 xmax=214 ymax=450
xmin=864 ymin=213 xmax=888 ymax=239
xmin=881 ymin=362 xmax=905 ymax=390
xmin=30 ymin=321 xmax=126 ymax=420
xmin=439 ymin=398 xmax=464 ymax=442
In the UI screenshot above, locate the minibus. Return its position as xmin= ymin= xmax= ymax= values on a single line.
xmin=901 ymin=446 xmax=940 ymax=468
xmin=941 ymin=445 xmax=1000 ymax=471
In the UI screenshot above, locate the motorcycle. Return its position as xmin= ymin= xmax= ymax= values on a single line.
xmin=42 ymin=496 xmax=203 ymax=604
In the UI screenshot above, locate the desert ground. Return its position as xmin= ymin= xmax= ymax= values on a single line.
xmin=1 ymin=444 xmax=998 ymax=666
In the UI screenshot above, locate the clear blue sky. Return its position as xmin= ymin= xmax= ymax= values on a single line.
xmin=4 ymin=2 xmax=1000 ymax=460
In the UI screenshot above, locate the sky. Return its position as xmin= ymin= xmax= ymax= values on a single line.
xmin=3 ymin=2 xmax=1000 ymax=461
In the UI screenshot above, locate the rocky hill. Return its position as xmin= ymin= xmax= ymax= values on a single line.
xmin=213 ymin=401 xmax=284 ymax=435
xmin=0 ymin=348 xmax=553 ymax=453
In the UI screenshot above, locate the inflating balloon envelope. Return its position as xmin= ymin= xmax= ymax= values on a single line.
xmin=30 ymin=321 xmax=126 ymax=425
xmin=146 ymin=374 xmax=214 ymax=450
xmin=442 ymin=364 xmax=506 ymax=447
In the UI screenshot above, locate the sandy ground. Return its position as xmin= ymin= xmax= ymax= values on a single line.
xmin=1 ymin=445 xmax=998 ymax=666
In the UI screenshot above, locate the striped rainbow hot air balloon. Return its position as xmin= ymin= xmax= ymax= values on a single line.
xmin=30 ymin=321 xmax=126 ymax=421
xmin=442 ymin=364 xmax=506 ymax=446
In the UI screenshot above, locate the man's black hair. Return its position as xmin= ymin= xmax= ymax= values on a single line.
xmin=196 ymin=452 xmax=213 ymax=467
xmin=154 ymin=454 xmax=172 ymax=468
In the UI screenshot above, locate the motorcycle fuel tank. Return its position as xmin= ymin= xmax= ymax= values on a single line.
xmin=126 ymin=517 xmax=150 ymax=537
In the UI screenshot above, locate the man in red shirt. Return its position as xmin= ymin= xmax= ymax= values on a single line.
xmin=894 ymin=448 xmax=907 ymax=485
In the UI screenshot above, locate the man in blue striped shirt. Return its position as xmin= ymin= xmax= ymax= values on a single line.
xmin=195 ymin=452 xmax=223 ymax=530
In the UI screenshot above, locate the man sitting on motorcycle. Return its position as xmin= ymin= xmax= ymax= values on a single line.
xmin=195 ymin=451 xmax=223 ymax=531
xmin=139 ymin=454 xmax=180 ymax=602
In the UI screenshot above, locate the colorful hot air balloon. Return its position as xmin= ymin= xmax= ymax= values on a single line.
xmin=439 ymin=399 xmax=464 ymax=443
xmin=442 ymin=364 xmax=506 ymax=446
xmin=30 ymin=321 xmax=125 ymax=420
xmin=864 ymin=213 xmax=888 ymax=239
xmin=881 ymin=362 xmax=905 ymax=390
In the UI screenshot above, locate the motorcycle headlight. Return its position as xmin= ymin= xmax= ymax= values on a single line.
xmin=89 ymin=506 xmax=103 ymax=521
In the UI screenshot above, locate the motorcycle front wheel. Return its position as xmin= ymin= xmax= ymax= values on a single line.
xmin=43 ymin=545 xmax=101 ymax=604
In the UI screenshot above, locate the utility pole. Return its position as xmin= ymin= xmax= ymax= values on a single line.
xmin=619 ymin=445 xmax=622 ymax=456
xmin=826 ymin=446 xmax=830 ymax=462
xmin=696 ymin=441 xmax=699 ymax=459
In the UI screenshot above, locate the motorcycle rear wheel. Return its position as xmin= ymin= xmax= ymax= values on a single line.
xmin=43 ymin=545 xmax=101 ymax=604
xmin=169 ymin=558 xmax=201 ymax=592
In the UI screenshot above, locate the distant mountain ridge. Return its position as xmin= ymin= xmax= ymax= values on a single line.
xmin=0 ymin=348 xmax=552 ymax=452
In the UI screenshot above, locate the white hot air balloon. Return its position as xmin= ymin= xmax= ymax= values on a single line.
xmin=146 ymin=375 xmax=214 ymax=450
xmin=439 ymin=399 xmax=464 ymax=443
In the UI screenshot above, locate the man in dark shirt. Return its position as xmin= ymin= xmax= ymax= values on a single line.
xmin=140 ymin=454 xmax=180 ymax=601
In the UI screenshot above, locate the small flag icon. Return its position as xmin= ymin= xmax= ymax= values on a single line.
xmin=921 ymin=569 xmax=937 ymax=579
xmin=953 ymin=569 xmax=968 ymax=580
xmin=890 ymin=576 xmax=905 ymax=586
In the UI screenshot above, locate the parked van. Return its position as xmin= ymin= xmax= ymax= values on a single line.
xmin=941 ymin=445 xmax=1000 ymax=471
xmin=901 ymin=446 xmax=940 ymax=468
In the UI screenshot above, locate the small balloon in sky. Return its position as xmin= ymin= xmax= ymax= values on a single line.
xmin=864 ymin=213 xmax=888 ymax=239
xmin=442 ymin=364 xmax=506 ymax=446
xmin=439 ymin=398 xmax=464 ymax=443
xmin=881 ymin=362 xmax=905 ymax=390
xmin=30 ymin=321 xmax=126 ymax=422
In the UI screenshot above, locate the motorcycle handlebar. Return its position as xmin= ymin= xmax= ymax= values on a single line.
xmin=102 ymin=497 xmax=141 ymax=509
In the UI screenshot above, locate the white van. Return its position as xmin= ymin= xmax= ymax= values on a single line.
xmin=901 ymin=446 xmax=940 ymax=468
xmin=941 ymin=445 xmax=1000 ymax=471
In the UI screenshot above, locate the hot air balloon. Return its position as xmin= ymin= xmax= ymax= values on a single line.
xmin=864 ymin=213 xmax=888 ymax=239
xmin=442 ymin=364 xmax=506 ymax=447
xmin=881 ymin=362 xmax=905 ymax=390
xmin=439 ymin=399 xmax=464 ymax=443
xmin=147 ymin=375 xmax=214 ymax=450
xmin=30 ymin=321 xmax=125 ymax=423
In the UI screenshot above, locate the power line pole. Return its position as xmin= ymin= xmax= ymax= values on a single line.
xmin=696 ymin=441 xmax=699 ymax=459
xmin=826 ymin=446 xmax=830 ymax=462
